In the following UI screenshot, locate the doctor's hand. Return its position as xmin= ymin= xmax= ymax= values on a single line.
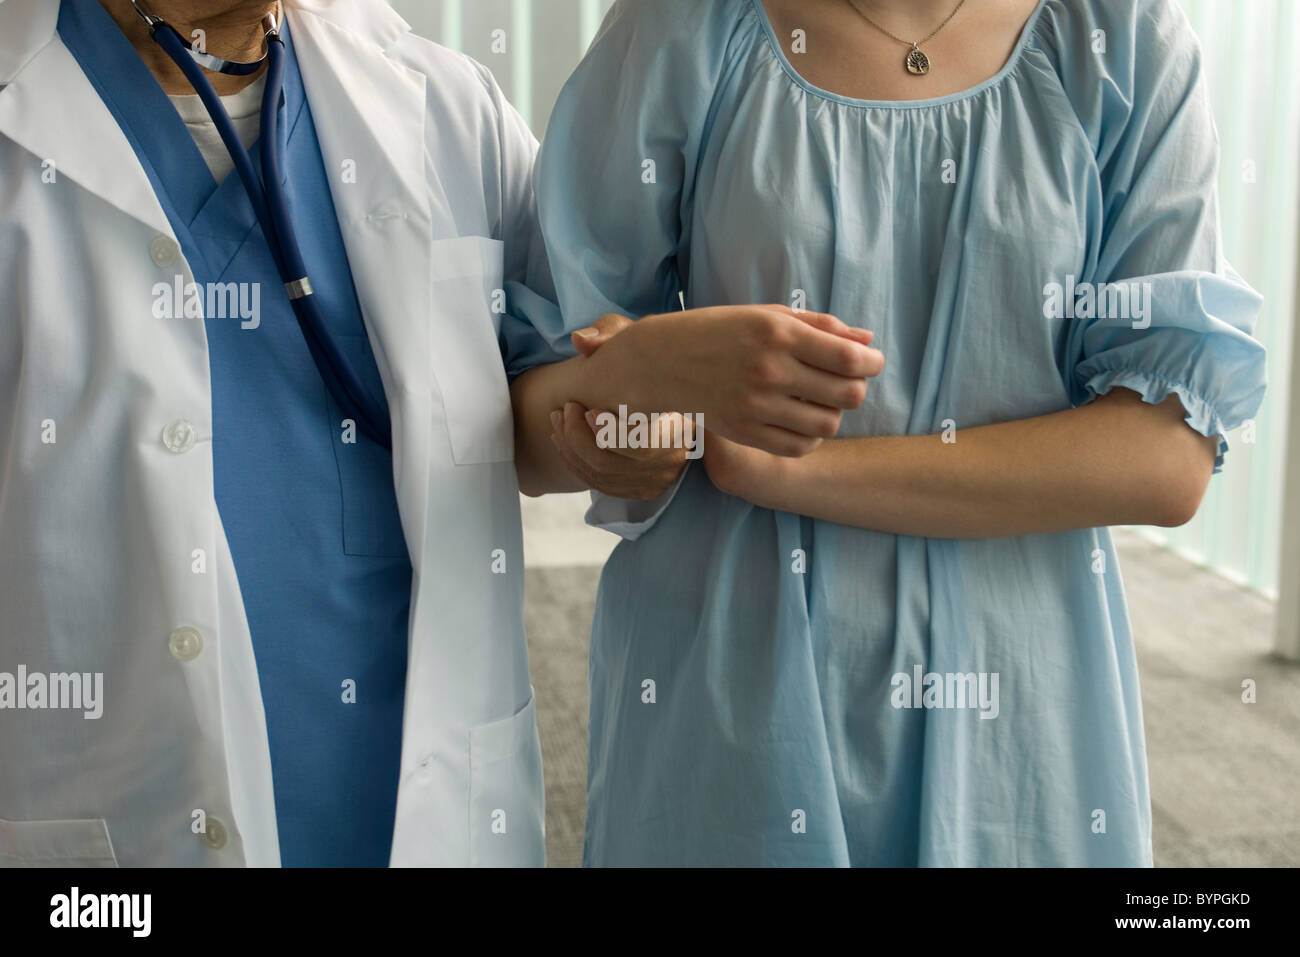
xmin=548 ymin=400 xmax=692 ymax=501
xmin=571 ymin=305 xmax=883 ymax=457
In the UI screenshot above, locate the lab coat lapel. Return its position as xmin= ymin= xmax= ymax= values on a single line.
xmin=0 ymin=1 xmax=174 ymax=239
xmin=288 ymin=6 xmax=436 ymax=400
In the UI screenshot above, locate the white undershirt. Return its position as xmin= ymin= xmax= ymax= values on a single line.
xmin=167 ymin=74 xmax=266 ymax=184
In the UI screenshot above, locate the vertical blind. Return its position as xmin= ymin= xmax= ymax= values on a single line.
xmin=1148 ymin=0 xmax=1300 ymax=598
xmin=389 ymin=0 xmax=614 ymax=133
xmin=392 ymin=0 xmax=1300 ymax=598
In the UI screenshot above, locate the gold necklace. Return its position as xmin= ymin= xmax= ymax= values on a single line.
xmin=846 ymin=0 xmax=969 ymax=76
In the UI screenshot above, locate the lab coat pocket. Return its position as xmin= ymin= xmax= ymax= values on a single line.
xmin=428 ymin=236 xmax=514 ymax=465
xmin=468 ymin=689 xmax=545 ymax=867
xmin=0 ymin=818 xmax=118 ymax=867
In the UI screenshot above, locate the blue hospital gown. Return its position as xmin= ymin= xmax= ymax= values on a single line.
xmin=528 ymin=0 xmax=1267 ymax=865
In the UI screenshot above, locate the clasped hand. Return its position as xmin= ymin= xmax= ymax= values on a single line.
xmin=548 ymin=305 xmax=884 ymax=500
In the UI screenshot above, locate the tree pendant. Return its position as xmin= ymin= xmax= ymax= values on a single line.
xmin=906 ymin=44 xmax=930 ymax=75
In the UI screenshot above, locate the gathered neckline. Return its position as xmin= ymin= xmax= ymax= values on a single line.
xmin=746 ymin=0 xmax=1051 ymax=111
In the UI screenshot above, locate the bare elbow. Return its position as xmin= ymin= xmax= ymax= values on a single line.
xmin=1122 ymin=395 xmax=1219 ymax=528
xmin=1148 ymin=456 xmax=1214 ymax=528
xmin=1150 ymin=483 xmax=1205 ymax=528
xmin=515 ymin=465 xmax=546 ymax=499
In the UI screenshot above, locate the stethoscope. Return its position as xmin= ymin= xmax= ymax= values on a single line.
xmin=129 ymin=0 xmax=392 ymax=450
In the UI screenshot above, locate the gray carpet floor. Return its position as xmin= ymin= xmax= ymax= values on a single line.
xmin=522 ymin=529 xmax=1300 ymax=867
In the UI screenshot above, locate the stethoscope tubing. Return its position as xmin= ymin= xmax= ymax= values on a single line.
xmin=147 ymin=19 xmax=393 ymax=449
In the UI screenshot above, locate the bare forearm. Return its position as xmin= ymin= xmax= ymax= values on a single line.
xmin=737 ymin=392 xmax=1218 ymax=538
xmin=511 ymin=305 xmax=885 ymax=497
xmin=511 ymin=354 xmax=635 ymax=496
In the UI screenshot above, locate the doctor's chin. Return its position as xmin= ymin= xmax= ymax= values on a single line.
xmin=0 ymin=0 xmax=1296 ymax=932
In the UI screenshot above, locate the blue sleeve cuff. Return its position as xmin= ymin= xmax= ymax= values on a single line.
xmin=583 ymin=463 xmax=690 ymax=540
xmin=1082 ymin=366 xmax=1233 ymax=473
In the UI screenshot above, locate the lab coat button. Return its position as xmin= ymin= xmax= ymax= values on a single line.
xmin=199 ymin=818 xmax=228 ymax=851
xmin=161 ymin=419 xmax=196 ymax=454
xmin=149 ymin=235 xmax=179 ymax=268
xmin=168 ymin=627 xmax=204 ymax=662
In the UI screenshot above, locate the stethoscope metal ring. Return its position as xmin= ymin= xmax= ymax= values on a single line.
xmin=128 ymin=0 xmax=281 ymax=76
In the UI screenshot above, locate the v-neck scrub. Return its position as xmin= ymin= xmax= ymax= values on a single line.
xmin=58 ymin=0 xmax=413 ymax=867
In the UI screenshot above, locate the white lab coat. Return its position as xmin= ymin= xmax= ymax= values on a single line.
xmin=0 ymin=0 xmax=547 ymax=866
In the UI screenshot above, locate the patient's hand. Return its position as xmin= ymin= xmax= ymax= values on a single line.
xmin=573 ymin=306 xmax=882 ymax=458
xmin=548 ymin=307 xmax=881 ymax=500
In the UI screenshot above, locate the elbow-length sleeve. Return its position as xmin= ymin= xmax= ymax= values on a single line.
xmin=1055 ymin=0 xmax=1267 ymax=472
xmin=516 ymin=0 xmax=747 ymax=538
xmin=532 ymin=0 xmax=744 ymax=327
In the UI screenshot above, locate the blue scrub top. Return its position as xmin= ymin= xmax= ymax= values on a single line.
xmin=59 ymin=0 xmax=413 ymax=867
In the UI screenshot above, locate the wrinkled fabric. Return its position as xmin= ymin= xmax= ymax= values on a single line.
xmin=57 ymin=1 xmax=411 ymax=866
xmin=534 ymin=0 xmax=1267 ymax=866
